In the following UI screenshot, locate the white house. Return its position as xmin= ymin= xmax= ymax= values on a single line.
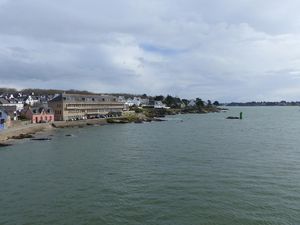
xmin=140 ymin=98 xmax=150 ymax=106
xmin=154 ymin=101 xmax=169 ymax=109
xmin=0 ymin=97 xmax=24 ymax=111
xmin=125 ymin=97 xmax=150 ymax=108
xmin=125 ymin=97 xmax=140 ymax=107
xmin=24 ymin=95 xmax=40 ymax=106
xmin=188 ymin=99 xmax=196 ymax=107
xmin=118 ymin=96 xmax=126 ymax=103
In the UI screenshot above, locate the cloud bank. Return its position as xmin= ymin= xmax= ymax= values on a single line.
xmin=1 ymin=0 xmax=300 ymax=101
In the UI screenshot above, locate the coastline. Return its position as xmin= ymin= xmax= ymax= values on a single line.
xmin=0 ymin=123 xmax=53 ymax=143
xmin=0 ymin=115 xmax=147 ymax=145
xmin=0 ymin=108 xmax=220 ymax=146
xmin=0 ymin=118 xmax=110 ymax=144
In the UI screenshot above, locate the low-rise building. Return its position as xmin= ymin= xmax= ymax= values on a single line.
xmin=125 ymin=97 xmax=141 ymax=107
xmin=24 ymin=95 xmax=40 ymax=106
xmin=0 ymin=109 xmax=10 ymax=130
xmin=188 ymin=99 xmax=196 ymax=107
xmin=0 ymin=97 xmax=24 ymax=111
xmin=48 ymin=93 xmax=125 ymax=121
xmin=125 ymin=97 xmax=149 ymax=108
xmin=22 ymin=106 xmax=54 ymax=123
xmin=154 ymin=101 xmax=169 ymax=109
xmin=1 ymin=106 xmax=17 ymax=120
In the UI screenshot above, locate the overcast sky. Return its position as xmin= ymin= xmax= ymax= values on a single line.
xmin=1 ymin=0 xmax=300 ymax=101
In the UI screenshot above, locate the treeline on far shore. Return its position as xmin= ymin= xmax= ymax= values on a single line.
xmin=0 ymin=87 xmax=95 ymax=96
xmin=0 ymin=87 xmax=220 ymax=107
xmin=227 ymin=101 xmax=300 ymax=106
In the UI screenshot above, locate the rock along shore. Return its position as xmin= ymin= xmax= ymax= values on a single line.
xmin=0 ymin=123 xmax=53 ymax=143
xmin=0 ymin=107 xmax=220 ymax=145
xmin=0 ymin=118 xmax=111 ymax=143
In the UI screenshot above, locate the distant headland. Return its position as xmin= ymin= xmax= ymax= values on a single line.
xmin=227 ymin=101 xmax=300 ymax=106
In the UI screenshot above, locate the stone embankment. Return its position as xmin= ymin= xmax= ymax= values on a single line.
xmin=52 ymin=118 xmax=108 ymax=128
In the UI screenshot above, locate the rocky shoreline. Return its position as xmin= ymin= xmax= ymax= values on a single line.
xmin=0 ymin=115 xmax=163 ymax=145
xmin=0 ymin=107 xmax=222 ymax=146
xmin=0 ymin=118 xmax=109 ymax=144
xmin=0 ymin=123 xmax=53 ymax=143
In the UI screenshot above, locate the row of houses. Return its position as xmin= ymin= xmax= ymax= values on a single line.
xmin=0 ymin=93 xmax=127 ymax=130
xmin=122 ymin=97 xmax=200 ymax=108
xmin=1 ymin=92 xmax=193 ymax=131
xmin=120 ymin=96 xmax=169 ymax=109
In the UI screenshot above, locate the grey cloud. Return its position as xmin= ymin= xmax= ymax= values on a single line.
xmin=1 ymin=0 xmax=300 ymax=101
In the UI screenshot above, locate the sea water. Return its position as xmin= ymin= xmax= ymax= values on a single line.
xmin=1 ymin=107 xmax=300 ymax=225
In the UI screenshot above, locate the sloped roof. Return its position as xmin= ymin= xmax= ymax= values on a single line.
xmin=30 ymin=106 xmax=54 ymax=115
xmin=0 ymin=98 xmax=9 ymax=105
xmin=0 ymin=106 xmax=16 ymax=117
xmin=49 ymin=93 xmax=117 ymax=103
xmin=0 ymin=107 xmax=9 ymax=118
xmin=48 ymin=94 xmax=63 ymax=102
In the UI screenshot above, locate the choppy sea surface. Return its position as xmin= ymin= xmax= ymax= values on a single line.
xmin=1 ymin=107 xmax=300 ymax=225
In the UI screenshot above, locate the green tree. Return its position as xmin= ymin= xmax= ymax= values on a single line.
xmin=0 ymin=88 xmax=18 ymax=95
xmin=182 ymin=99 xmax=189 ymax=107
xmin=163 ymin=95 xmax=181 ymax=108
xmin=154 ymin=95 xmax=164 ymax=101
xmin=213 ymin=101 xmax=220 ymax=106
xmin=196 ymin=98 xmax=204 ymax=108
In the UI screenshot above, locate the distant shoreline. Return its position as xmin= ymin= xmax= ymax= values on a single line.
xmin=0 ymin=108 xmax=221 ymax=145
xmin=226 ymin=104 xmax=300 ymax=107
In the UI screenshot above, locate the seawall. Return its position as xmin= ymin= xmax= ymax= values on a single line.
xmin=52 ymin=118 xmax=108 ymax=128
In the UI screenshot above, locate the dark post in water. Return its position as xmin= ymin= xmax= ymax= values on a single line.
xmin=240 ymin=112 xmax=243 ymax=120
